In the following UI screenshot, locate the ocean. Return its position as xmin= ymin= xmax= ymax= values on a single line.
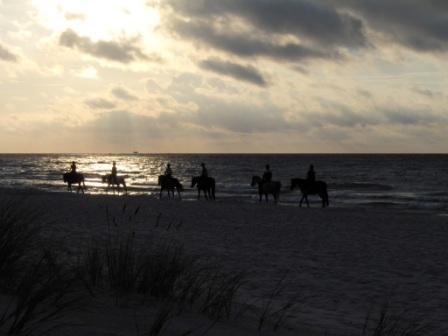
xmin=1 ymin=154 xmax=447 ymax=214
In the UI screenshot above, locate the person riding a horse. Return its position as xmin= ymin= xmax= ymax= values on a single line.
xmin=165 ymin=163 xmax=173 ymax=178
xmin=306 ymin=164 xmax=316 ymax=190
xmin=200 ymin=163 xmax=208 ymax=179
xmin=70 ymin=161 xmax=77 ymax=175
xmin=262 ymin=164 xmax=272 ymax=183
xmin=111 ymin=161 xmax=117 ymax=184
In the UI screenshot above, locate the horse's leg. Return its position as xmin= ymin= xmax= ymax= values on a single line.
xmin=123 ymin=182 xmax=127 ymax=195
xmin=197 ymin=189 xmax=200 ymax=200
xmin=299 ymin=195 xmax=304 ymax=207
xmin=319 ymin=193 xmax=325 ymax=208
xmin=305 ymin=195 xmax=310 ymax=208
xmin=178 ymin=188 xmax=182 ymax=200
xmin=159 ymin=188 xmax=163 ymax=199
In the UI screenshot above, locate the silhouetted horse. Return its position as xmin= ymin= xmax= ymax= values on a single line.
xmin=191 ymin=176 xmax=216 ymax=200
xmin=251 ymin=176 xmax=281 ymax=203
xmin=63 ymin=172 xmax=86 ymax=193
xmin=290 ymin=178 xmax=329 ymax=208
xmin=158 ymin=175 xmax=183 ymax=199
xmin=102 ymin=174 xmax=127 ymax=194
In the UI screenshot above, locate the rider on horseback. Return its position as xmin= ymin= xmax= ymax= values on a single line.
xmin=306 ymin=164 xmax=316 ymax=190
xmin=165 ymin=163 xmax=173 ymax=178
xmin=111 ymin=161 xmax=117 ymax=184
xmin=200 ymin=163 xmax=208 ymax=179
xmin=307 ymin=164 xmax=316 ymax=183
xmin=262 ymin=164 xmax=272 ymax=183
xmin=70 ymin=161 xmax=77 ymax=174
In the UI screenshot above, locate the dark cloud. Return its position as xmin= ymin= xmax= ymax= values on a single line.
xmin=85 ymin=98 xmax=116 ymax=109
xmin=59 ymin=29 xmax=161 ymax=63
xmin=0 ymin=43 xmax=18 ymax=62
xmin=170 ymin=19 xmax=339 ymax=61
xmin=111 ymin=87 xmax=139 ymax=101
xmin=166 ymin=0 xmax=366 ymax=48
xmin=334 ymin=0 xmax=448 ymax=52
xmin=199 ymin=58 xmax=267 ymax=86
xmin=382 ymin=107 xmax=443 ymax=125
xmin=413 ymin=87 xmax=443 ymax=98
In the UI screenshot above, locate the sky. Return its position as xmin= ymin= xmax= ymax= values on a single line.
xmin=0 ymin=0 xmax=447 ymax=153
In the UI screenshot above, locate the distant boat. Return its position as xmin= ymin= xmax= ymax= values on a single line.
xmin=132 ymin=151 xmax=139 ymax=154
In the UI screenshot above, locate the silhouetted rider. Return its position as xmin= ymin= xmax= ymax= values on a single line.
xmin=111 ymin=161 xmax=117 ymax=184
xmin=70 ymin=161 xmax=77 ymax=174
xmin=262 ymin=164 xmax=272 ymax=183
xmin=200 ymin=163 xmax=208 ymax=178
xmin=307 ymin=164 xmax=316 ymax=183
xmin=165 ymin=163 xmax=172 ymax=178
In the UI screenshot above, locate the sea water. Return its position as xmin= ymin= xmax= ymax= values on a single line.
xmin=0 ymin=154 xmax=447 ymax=213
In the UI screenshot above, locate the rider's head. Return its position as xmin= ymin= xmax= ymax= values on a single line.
xmin=113 ymin=161 xmax=116 ymax=166
xmin=201 ymin=163 xmax=205 ymax=167
xmin=266 ymin=164 xmax=270 ymax=170
xmin=72 ymin=161 xmax=75 ymax=165
xmin=167 ymin=163 xmax=171 ymax=167
xmin=309 ymin=164 xmax=314 ymax=170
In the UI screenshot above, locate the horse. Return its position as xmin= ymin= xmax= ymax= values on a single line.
xmin=158 ymin=175 xmax=183 ymax=199
xmin=191 ymin=176 xmax=216 ymax=200
xmin=102 ymin=174 xmax=127 ymax=194
xmin=251 ymin=176 xmax=281 ymax=203
xmin=62 ymin=172 xmax=86 ymax=194
xmin=290 ymin=178 xmax=329 ymax=208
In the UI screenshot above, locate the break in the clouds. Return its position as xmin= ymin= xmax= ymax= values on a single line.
xmin=84 ymin=98 xmax=116 ymax=110
xmin=199 ymin=58 xmax=267 ymax=86
xmin=0 ymin=43 xmax=17 ymax=62
xmin=59 ymin=29 xmax=159 ymax=63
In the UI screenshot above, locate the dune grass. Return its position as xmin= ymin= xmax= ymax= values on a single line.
xmin=0 ymin=199 xmax=81 ymax=335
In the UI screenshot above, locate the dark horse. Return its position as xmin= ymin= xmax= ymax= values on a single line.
xmin=63 ymin=172 xmax=86 ymax=193
xmin=191 ymin=176 xmax=216 ymax=200
xmin=251 ymin=176 xmax=281 ymax=203
xmin=102 ymin=174 xmax=127 ymax=194
xmin=290 ymin=178 xmax=329 ymax=208
xmin=158 ymin=175 xmax=183 ymax=199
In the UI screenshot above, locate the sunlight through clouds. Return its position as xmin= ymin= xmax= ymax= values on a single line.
xmin=32 ymin=0 xmax=160 ymax=42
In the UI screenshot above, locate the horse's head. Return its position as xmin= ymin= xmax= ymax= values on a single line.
xmin=178 ymin=182 xmax=184 ymax=191
xmin=158 ymin=175 xmax=164 ymax=185
xmin=191 ymin=176 xmax=199 ymax=188
xmin=101 ymin=175 xmax=108 ymax=183
xmin=251 ymin=176 xmax=261 ymax=187
xmin=62 ymin=173 xmax=68 ymax=182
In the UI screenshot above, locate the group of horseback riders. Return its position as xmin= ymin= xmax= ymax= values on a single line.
xmin=64 ymin=161 xmax=328 ymax=207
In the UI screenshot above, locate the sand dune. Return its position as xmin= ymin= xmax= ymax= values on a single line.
xmin=1 ymin=189 xmax=447 ymax=335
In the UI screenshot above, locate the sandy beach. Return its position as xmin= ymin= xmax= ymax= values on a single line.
xmin=1 ymin=188 xmax=447 ymax=335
